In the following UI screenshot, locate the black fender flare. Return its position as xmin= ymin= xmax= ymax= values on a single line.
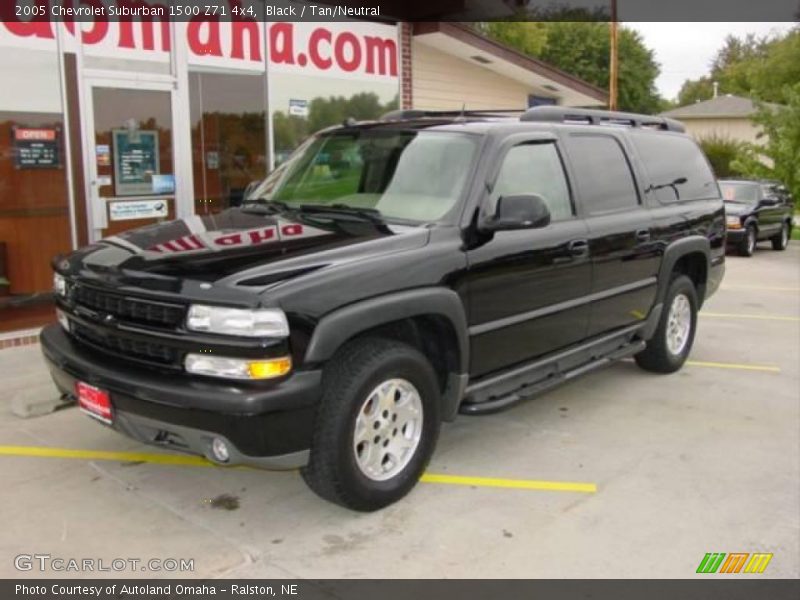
xmin=641 ymin=236 xmax=710 ymax=340
xmin=742 ymin=216 xmax=759 ymax=232
xmin=304 ymin=287 xmax=470 ymax=374
xmin=655 ymin=236 xmax=711 ymax=306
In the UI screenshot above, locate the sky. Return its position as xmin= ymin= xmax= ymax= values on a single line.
xmin=627 ymin=22 xmax=796 ymax=101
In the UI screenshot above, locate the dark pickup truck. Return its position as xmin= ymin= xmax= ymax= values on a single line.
xmin=720 ymin=179 xmax=794 ymax=256
xmin=42 ymin=107 xmax=725 ymax=511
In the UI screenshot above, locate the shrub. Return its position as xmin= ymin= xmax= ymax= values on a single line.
xmin=698 ymin=135 xmax=748 ymax=179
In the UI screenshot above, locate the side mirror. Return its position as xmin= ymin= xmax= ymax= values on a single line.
xmin=481 ymin=194 xmax=551 ymax=232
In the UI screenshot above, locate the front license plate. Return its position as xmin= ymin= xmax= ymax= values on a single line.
xmin=76 ymin=381 xmax=113 ymax=424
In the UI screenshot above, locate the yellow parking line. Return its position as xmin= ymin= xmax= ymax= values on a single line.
xmin=701 ymin=312 xmax=800 ymax=322
xmin=0 ymin=445 xmax=597 ymax=494
xmin=721 ymin=284 xmax=800 ymax=292
xmin=686 ymin=360 xmax=781 ymax=373
xmin=0 ymin=445 xmax=212 ymax=467
xmin=420 ymin=473 xmax=596 ymax=493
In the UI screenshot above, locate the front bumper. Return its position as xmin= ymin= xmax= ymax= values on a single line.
xmin=41 ymin=324 xmax=321 ymax=469
xmin=725 ymin=228 xmax=747 ymax=243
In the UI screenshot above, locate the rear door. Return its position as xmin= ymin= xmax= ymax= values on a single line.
xmin=466 ymin=136 xmax=591 ymax=377
xmin=561 ymin=132 xmax=659 ymax=337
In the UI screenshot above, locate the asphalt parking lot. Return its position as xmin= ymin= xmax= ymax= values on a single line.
xmin=1 ymin=244 xmax=798 ymax=579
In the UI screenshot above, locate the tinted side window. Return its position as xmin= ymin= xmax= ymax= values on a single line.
xmin=630 ymin=132 xmax=718 ymax=203
xmin=493 ymin=142 xmax=573 ymax=221
xmin=565 ymin=134 xmax=639 ymax=214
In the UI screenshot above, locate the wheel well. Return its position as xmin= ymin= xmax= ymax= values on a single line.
xmin=673 ymin=252 xmax=708 ymax=305
xmin=345 ymin=316 xmax=460 ymax=394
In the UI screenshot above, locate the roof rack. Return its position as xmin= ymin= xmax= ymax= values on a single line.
xmin=520 ymin=106 xmax=685 ymax=133
xmin=380 ymin=108 xmax=521 ymax=121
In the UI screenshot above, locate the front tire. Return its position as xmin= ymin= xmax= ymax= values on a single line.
xmin=771 ymin=221 xmax=790 ymax=251
xmin=301 ymin=337 xmax=441 ymax=511
xmin=738 ymin=225 xmax=757 ymax=256
xmin=635 ymin=275 xmax=698 ymax=374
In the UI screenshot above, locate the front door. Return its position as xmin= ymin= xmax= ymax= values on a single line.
xmin=82 ymin=78 xmax=178 ymax=241
xmin=466 ymin=138 xmax=592 ymax=378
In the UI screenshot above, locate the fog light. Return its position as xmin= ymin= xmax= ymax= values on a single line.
xmin=184 ymin=354 xmax=292 ymax=380
xmin=211 ymin=437 xmax=230 ymax=463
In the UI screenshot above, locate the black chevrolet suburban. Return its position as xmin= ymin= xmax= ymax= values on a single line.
xmin=42 ymin=107 xmax=725 ymax=511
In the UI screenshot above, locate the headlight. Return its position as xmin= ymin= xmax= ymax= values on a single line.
xmin=184 ymin=354 xmax=292 ymax=380
xmin=186 ymin=305 xmax=289 ymax=337
xmin=725 ymin=216 xmax=742 ymax=229
xmin=53 ymin=272 xmax=67 ymax=296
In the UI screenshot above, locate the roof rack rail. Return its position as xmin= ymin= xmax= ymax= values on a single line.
xmin=380 ymin=108 xmax=521 ymax=121
xmin=520 ymin=106 xmax=686 ymax=133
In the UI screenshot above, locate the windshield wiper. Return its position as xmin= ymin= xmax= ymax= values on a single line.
xmin=298 ymin=204 xmax=385 ymax=226
xmin=241 ymin=199 xmax=293 ymax=214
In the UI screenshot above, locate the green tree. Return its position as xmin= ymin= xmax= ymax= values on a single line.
xmin=477 ymin=22 xmax=663 ymax=113
xmin=731 ymin=83 xmax=800 ymax=206
xmin=677 ymin=28 xmax=800 ymax=105
xmin=478 ymin=22 xmax=548 ymax=56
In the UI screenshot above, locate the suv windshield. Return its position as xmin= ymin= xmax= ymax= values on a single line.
xmin=720 ymin=182 xmax=759 ymax=204
xmin=248 ymin=129 xmax=478 ymax=223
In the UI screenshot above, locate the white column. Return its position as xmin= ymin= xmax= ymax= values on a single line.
xmin=171 ymin=22 xmax=196 ymax=219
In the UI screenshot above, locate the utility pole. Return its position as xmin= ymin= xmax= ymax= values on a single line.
xmin=609 ymin=0 xmax=618 ymax=110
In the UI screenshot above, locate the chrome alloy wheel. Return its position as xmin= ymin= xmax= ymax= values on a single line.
xmin=781 ymin=223 xmax=789 ymax=247
xmin=353 ymin=378 xmax=423 ymax=481
xmin=666 ymin=293 xmax=692 ymax=356
xmin=747 ymin=228 xmax=757 ymax=254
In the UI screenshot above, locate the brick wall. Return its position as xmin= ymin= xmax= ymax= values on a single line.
xmin=400 ymin=22 xmax=413 ymax=109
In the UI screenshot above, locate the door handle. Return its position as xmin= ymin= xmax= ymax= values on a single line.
xmin=567 ymin=239 xmax=589 ymax=256
xmin=635 ymin=229 xmax=651 ymax=242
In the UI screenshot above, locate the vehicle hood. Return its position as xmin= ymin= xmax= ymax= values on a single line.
xmin=59 ymin=208 xmax=429 ymax=287
xmin=724 ymin=202 xmax=754 ymax=217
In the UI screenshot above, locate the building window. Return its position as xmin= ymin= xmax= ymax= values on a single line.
xmin=528 ymin=95 xmax=557 ymax=107
xmin=189 ymin=72 xmax=269 ymax=215
xmin=0 ymin=48 xmax=71 ymax=332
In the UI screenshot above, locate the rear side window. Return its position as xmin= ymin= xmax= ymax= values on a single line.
xmin=565 ymin=134 xmax=639 ymax=215
xmin=630 ymin=132 xmax=718 ymax=203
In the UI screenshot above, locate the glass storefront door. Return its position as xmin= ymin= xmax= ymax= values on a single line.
xmin=83 ymin=79 xmax=177 ymax=240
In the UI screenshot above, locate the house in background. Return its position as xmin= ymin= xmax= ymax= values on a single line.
xmin=407 ymin=23 xmax=607 ymax=110
xmin=660 ymin=94 xmax=780 ymax=145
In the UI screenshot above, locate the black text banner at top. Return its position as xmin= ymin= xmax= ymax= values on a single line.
xmin=3 ymin=0 xmax=799 ymax=23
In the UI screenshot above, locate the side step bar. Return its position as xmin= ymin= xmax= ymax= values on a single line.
xmin=460 ymin=325 xmax=647 ymax=415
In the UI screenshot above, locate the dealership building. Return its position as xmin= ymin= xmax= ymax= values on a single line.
xmin=0 ymin=16 xmax=605 ymax=340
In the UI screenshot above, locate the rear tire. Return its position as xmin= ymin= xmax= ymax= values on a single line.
xmin=301 ymin=337 xmax=441 ymax=511
xmin=771 ymin=221 xmax=790 ymax=251
xmin=738 ymin=225 xmax=757 ymax=256
xmin=635 ymin=275 xmax=698 ymax=374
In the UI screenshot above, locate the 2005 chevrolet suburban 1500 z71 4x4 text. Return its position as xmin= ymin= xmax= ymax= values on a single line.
xmin=42 ymin=107 xmax=725 ymax=511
